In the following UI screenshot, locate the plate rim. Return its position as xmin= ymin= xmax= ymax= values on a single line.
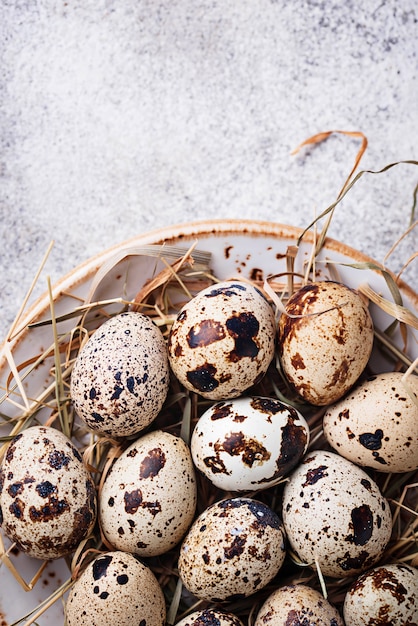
xmin=2 ymin=218 xmax=417 ymax=363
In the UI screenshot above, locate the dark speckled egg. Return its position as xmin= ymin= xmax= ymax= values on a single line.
xmin=175 ymin=608 xmax=244 ymax=626
xmin=70 ymin=312 xmax=169 ymax=437
xmin=167 ymin=281 xmax=276 ymax=400
xmin=178 ymin=497 xmax=286 ymax=602
xmin=0 ymin=425 xmax=97 ymax=560
xmin=65 ymin=551 xmax=166 ymax=626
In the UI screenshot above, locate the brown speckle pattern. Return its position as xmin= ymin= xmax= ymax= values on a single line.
xmin=168 ymin=281 xmax=276 ymax=400
xmin=277 ymin=281 xmax=374 ymax=406
xmin=282 ymin=450 xmax=392 ymax=578
xmin=0 ymin=425 xmax=97 ymax=560
xmin=191 ymin=396 xmax=309 ymax=492
xmin=178 ymin=497 xmax=286 ymax=602
xmin=99 ymin=430 xmax=196 ymax=557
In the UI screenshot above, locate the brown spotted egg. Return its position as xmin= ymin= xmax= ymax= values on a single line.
xmin=175 ymin=608 xmax=245 ymax=626
xmin=99 ymin=430 xmax=197 ymax=557
xmin=0 ymin=425 xmax=97 ymax=560
xmin=254 ymin=584 xmax=344 ymax=626
xmin=282 ymin=450 xmax=392 ymax=578
xmin=278 ymin=281 xmax=374 ymax=405
xmin=177 ymin=497 xmax=286 ymax=602
xmin=191 ymin=396 xmax=309 ymax=492
xmin=65 ymin=550 xmax=166 ymax=626
xmin=343 ymin=563 xmax=418 ymax=626
xmin=323 ymin=372 xmax=418 ymax=473
xmin=168 ymin=281 xmax=276 ymax=400
xmin=70 ymin=312 xmax=169 ymax=437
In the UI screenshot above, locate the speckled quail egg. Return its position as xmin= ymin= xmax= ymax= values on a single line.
xmin=177 ymin=497 xmax=286 ymax=602
xmin=278 ymin=281 xmax=374 ymax=405
xmin=254 ymin=584 xmax=344 ymax=626
xmin=282 ymin=450 xmax=392 ymax=578
xmin=65 ymin=550 xmax=166 ymax=626
xmin=191 ymin=396 xmax=309 ymax=492
xmin=175 ymin=608 xmax=245 ymax=626
xmin=168 ymin=281 xmax=276 ymax=400
xmin=323 ymin=372 xmax=418 ymax=473
xmin=0 ymin=425 xmax=96 ymax=560
xmin=99 ymin=429 xmax=196 ymax=557
xmin=70 ymin=311 xmax=169 ymax=437
xmin=343 ymin=562 xmax=418 ymax=626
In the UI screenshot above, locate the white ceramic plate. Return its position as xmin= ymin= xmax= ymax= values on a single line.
xmin=0 ymin=219 xmax=417 ymax=625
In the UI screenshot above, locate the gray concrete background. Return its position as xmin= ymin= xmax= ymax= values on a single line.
xmin=1 ymin=0 xmax=417 ymax=339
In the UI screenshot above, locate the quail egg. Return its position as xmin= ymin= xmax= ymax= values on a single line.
xmin=254 ymin=584 xmax=344 ymax=626
xmin=0 ymin=425 xmax=97 ymax=560
xmin=168 ymin=281 xmax=276 ymax=400
xmin=191 ymin=396 xmax=309 ymax=492
xmin=71 ymin=312 xmax=169 ymax=437
xmin=178 ymin=497 xmax=286 ymax=602
xmin=323 ymin=372 xmax=418 ymax=473
xmin=278 ymin=281 xmax=374 ymax=405
xmin=343 ymin=562 xmax=418 ymax=626
xmin=175 ymin=608 xmax=244 ymax=626
xmin=65 ymin=550 xmax=166 ymax=626
xmin=282 ymin=450 xmax=392 ymax=578
xmin=99 ymin=429 xmax=197 ymax=556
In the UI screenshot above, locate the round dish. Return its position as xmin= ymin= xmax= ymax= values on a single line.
xmin=0 ymin=219 xmax=417 ymax=625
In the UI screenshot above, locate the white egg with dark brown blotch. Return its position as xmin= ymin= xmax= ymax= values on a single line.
xmin=343 ymin=563 xmax=418 ymax=626
xmin=177 ymin=497 xmax=286 ymax=602
xmin=277 ymin=281 xmax=374 ymax=406
xmin=323 ymin=372 xmax=418 ymax=473
xmin=99 ymin=430 xmax=197 ymax=557
xmin=168 ymin=281 xmax=276 ymax=400
xmin=282 ymin=450 xmax=392 ymax=578
xmin=254 ymin=584 xmax=344 ymax=626
xmin=191 ymin=396 xmax=309 ymax=492
xmin=65 ymin=550 xmax=166 ymax=626
xmin=70 ymin=312 xmax=169 ymax=437
xmin=175 ymin=608 xmax=245 ymax=626
xmin=0 ymin=425 xmax=97 ymax=560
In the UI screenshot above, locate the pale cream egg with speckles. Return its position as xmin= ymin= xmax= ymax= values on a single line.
xmin=282 ymin=450 xmax=392 ymax=578
xmin=168 ymin=281 xmax=276 ymax=400
xmin=254 ymin=584 xmax=344 ymax=626
xmin=178 ymin=497 xmax=286 ymax=602
xmin=70 ymin=312 xmax=170 ymax=437
xmin=0 ymin=425 xmax=97 ymax=560
xmin=175 ymin=609 xmax=245 ymax=626
xmin=99 ymin=430 xmax=197 ymax=557
xmin=343 ymin=563 xmax=418 ymax=626
xmin=278 ymin=281 xmax=374 ymax=406
xmin=323 ymin=372 xmax=418 ymax=473
xmin=65 ymin=551 xmax=166 ymax=626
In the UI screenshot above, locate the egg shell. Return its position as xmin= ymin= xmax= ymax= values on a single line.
xmin=178 ymin=497 xmax=286 ymax=602
xmin=191 ymin=396 xmax=309 ymax=492
xmin=99 ymin=429 xmax=197 ymax=557
xmin=323 ymin=372 xmax=418 ymax=473
xmin=167 ymin=281 xmax=276 ymax=400
xmin=0 ymin=425 xmax=97 ymax=560
xmin=254 ymin=584 xmax=344 ymax=626
xmin=278 ymin=281 xmax=374 ymax=406
xmin=65 ymin=550 xmax=166 ymax=626
xmin=343 ymin=563 xmax=418 ymax=626
xmin=70 ymin=312 xmax=169 ymax=437
xmin=282 ymin=450 xmax=392 ymax=578
xmin=175 ymin=608 xmax=245 ymax=626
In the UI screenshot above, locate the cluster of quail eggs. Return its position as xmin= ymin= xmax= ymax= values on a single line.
xmin=1 ymin=278 xmax=418 ymax=625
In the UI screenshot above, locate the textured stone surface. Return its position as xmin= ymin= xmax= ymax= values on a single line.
xmin=1 ymin=1 xmax=417 ymax=338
